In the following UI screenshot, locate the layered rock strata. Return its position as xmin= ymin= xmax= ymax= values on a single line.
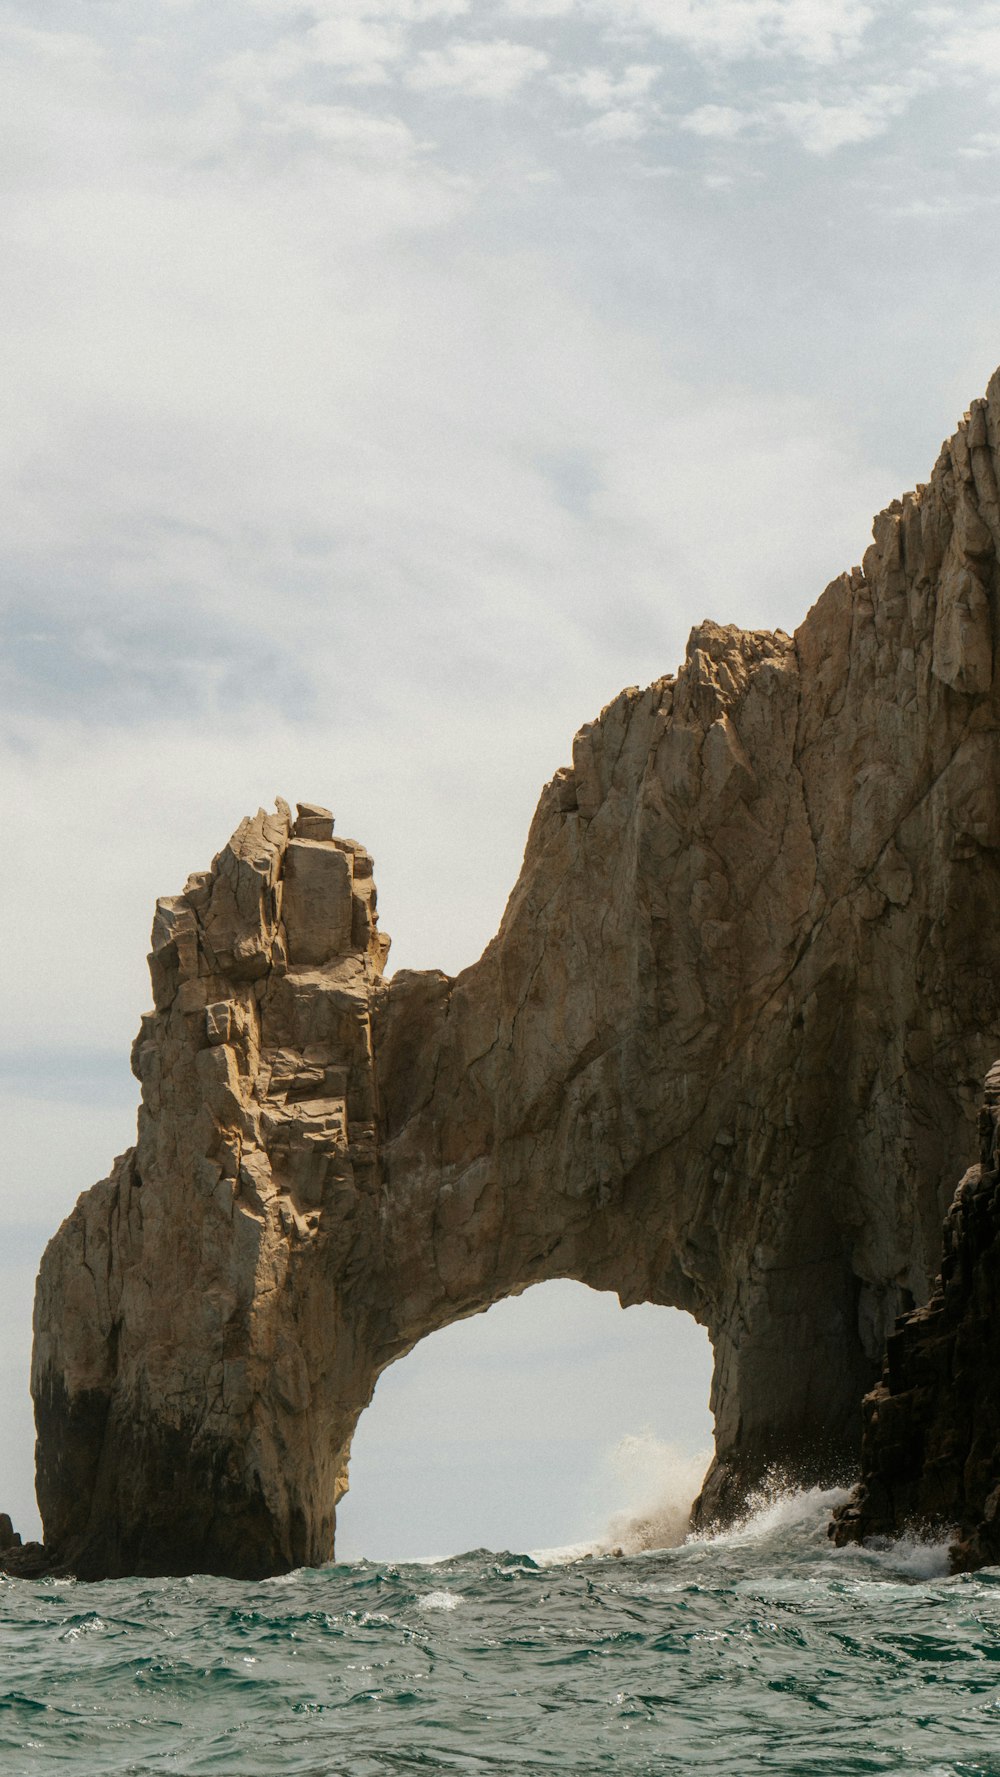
xmin=31 ymin=369 xmax=1000 ymax=1578
xmin=831 ymin=1062 xmax=1000 ymax=1568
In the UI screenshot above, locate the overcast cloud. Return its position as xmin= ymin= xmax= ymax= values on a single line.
xmin=3 ymin=0 xmax=999 ymax=1550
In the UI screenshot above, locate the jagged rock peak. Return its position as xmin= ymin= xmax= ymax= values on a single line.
xmin=29 ymin=365 xmax=1000 ymax=1579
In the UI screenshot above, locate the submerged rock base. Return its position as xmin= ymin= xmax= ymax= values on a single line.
xmin=831 ymin=1063 xmax=1000 ymax=1569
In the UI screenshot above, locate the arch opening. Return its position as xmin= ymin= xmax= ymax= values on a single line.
xmin=335 ymin=1281 xmax=715 ymax=1562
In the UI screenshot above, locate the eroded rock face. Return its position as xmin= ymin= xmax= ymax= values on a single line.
xmin=831 ymin=1062 xmax=1000 ymax=1568
xmin=31 ymin=369 xmax=1000 ymax=1578
xmin=33 ymin=803 xmax=390 ymax=1578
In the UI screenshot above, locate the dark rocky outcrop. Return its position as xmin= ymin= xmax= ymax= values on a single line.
xmin=0 ymin=1515 xmax=48 ymax=1578
xmin=831 ymin=1061 xmax=1000 ymax=1567
xmin=26 ymin=368 xmax=1000 ymax=1579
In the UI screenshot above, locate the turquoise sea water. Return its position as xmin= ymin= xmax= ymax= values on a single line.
xmin=4 ymin=1490 xmax=1000 ymax=1776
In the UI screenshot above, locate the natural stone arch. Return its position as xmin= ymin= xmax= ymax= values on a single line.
xmin=336 ymin=1280 xmax=714 ymax=1559
xmin=31 ymin=370 xmax=1000 ymax=1579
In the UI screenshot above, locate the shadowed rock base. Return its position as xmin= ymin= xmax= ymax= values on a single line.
xmin=831 ymin=1063 xmax=1000 ymax=1570
xmin=27 ymin=368 xmax=1000 ymax=1579
xmin=0 ymin=1514 xmax=47 ymax=1578
xmin=33 ymin=1377 xmax=307 ymax=1580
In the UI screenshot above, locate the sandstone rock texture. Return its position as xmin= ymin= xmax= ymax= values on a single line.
xmin=831 ymin=1062 xmax=1000 ymax=1568
xmin=31 ymin=369 xmax=1000 ymax=1578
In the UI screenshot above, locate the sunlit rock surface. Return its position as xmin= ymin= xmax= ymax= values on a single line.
xmin=31 ymin=370 xmax=1000 ymax=1578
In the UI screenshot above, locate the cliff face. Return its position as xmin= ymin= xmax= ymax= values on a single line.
xmin=32 ymin=370 xmax=1000 ymax=1579
xmin=831 ymin=1061 xmax=1000 ymax=1567
xmin=33 ymin=803 xmax=390 ymax=1578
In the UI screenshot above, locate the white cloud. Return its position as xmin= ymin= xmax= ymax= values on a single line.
xmin=555 ymin=61 xmax=660 ymax=141
xmin=929 ymin=5 xmax=1000 ymax=78
xmin=252 ymin=0 xmax=470 ymax=18
xmin=264 ymin=99 xmax=426 ymax=157
xmin=406 ymin=36 xmax=549 ymax=96
xmin=681 ymin=101 xmax=750 ymax=137
xmin=307 ymin=15 xmax=408 ymax=80
xmin=221 ymin=18 xmax=407 ymax=103
xmin=960 ymin=129 xmax=1000 ymax=156
xmin=596 ymin=0 xmax=876 ymax=63
xmin=771 ymin=84 xmax=913 ymax=152
xmin=681 ymin=81 xmax=916 ymax=154
xmin=0 ymin=20 xmax=106 ymax=73
xmin=888 ymin=191 xmax=1000 ymax=220
xmin=0 ymin=30 xmax=891 ymax=1037
xmin=555 ymin=62 xmax=659 ymax=107
xmin=580 ymin=105 xmax=651 ymax=140
xmin=503 ymin=0 xmax=576 ymax=15
xmin=221 ymin=38 xmax=309 ymax=106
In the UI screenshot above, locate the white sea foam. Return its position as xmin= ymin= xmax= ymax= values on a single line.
xmin=531 ymin=1538 xmax=602 ymax=1565
xmin=418 ymin=1589 xmax=463 ymax=1611
xmin=654 ymin=1472 xmax=966 ymax=1590
xmin=694 ymin=1481 xmax=850 ymax=1549
xmin=58 ymin=1613 xmax=107 ymax=1642
xmin=850 ymin=1531 xmax=953 ymax=1581
xmin=695 ymin=1479 xmax=954 ymax=1580
xmin=889 ymin=1538 xmax=953 ymax=1580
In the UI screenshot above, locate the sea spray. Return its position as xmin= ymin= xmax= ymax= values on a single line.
xmin=531 ymin=1433 xmax=710 ymax=1564
xmin=598 ymin=1432 xmax=711 ymax=1554
xmin=692 ymin=1480 xmax=850 ymax=1547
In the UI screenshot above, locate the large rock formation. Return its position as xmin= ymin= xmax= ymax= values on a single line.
xmin=31 ymin=370 xmax=1000 ymax=1578
xmin=831 ymin=1061 xmax=1000 ymax=1567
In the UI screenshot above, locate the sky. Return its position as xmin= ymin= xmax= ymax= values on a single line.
xmin=3 ymin=0 xmax=1000 ymax=1553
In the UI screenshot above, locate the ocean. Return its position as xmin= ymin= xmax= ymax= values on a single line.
xmin=3 ymin=1490 xmax=1000 ymax=1776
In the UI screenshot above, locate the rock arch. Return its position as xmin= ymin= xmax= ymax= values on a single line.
xmin=32 ymin=370 xmax=1000 ymax=1578
xmin=336 ymin=1280 xmax=713 ymax=1558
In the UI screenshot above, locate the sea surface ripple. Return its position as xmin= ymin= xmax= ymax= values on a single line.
xmin=4 ymin=1490 xmax=1000 ymax=1775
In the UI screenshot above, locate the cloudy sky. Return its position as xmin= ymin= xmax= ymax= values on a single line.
xmin=3 ymin=0 xmax=999 ymax=1553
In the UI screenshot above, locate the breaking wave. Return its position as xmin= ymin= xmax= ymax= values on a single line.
xmin=596 ymin=1431 xmax=711 ymax=1555
xmin=532 ymin=1432 xmax=710 ymax=1563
